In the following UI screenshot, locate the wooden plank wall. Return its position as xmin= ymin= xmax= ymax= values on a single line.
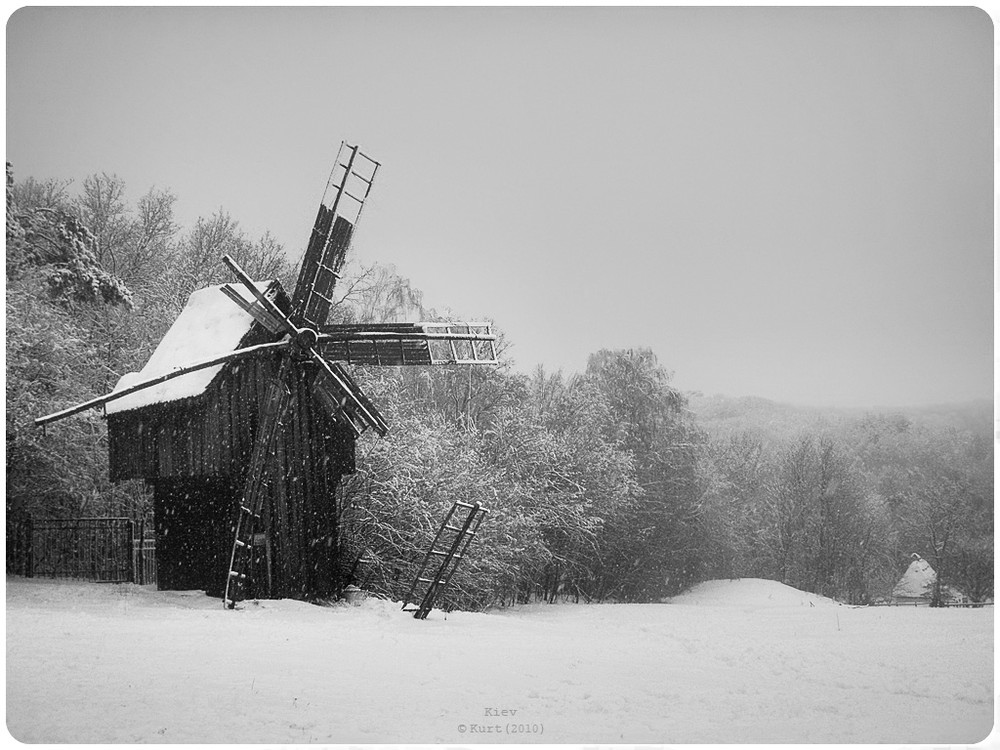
xmin=108 ymin=358 xmax=357 ymax=599
xmin=262 ymin=365 xmax=355 ymax=598
xmin=108 ymin=358 xmax=273 ymax=482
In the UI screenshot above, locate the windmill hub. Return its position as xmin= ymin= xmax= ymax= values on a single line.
xmin=291 ymin=326 xmax=319 ymax=354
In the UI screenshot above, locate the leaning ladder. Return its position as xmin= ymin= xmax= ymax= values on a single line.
xmin=223 ymin=375 xmax=290 ymax=609
xmin=402 ymin=501 xmax=488 ymax=619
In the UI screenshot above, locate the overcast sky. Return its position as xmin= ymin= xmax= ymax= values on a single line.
xmin=6 ymin=6 xmax=993 ymax=408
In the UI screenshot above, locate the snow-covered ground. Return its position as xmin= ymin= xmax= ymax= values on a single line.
xmin=6 ymin=576 xmax=993 ymax=744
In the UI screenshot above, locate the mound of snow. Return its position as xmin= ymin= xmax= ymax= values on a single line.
xmin=669 ymin=578 xmax=840 ymax=608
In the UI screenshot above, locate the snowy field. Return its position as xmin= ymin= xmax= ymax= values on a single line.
xmin=6 ymin=576 xmax=993 ymax=744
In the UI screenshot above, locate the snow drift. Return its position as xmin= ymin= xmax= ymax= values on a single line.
xmin=6 ymin=577 xmax=993 ymax=744
xmin=669 ymin=577 xmax=840 ymax=608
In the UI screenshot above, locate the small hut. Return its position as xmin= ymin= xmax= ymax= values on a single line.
xmin=891 ymin=554 xmax=967 ymax=606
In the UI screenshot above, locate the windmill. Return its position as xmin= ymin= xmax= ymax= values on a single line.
xmin=35 ymin=143 xmax=497 ymax=607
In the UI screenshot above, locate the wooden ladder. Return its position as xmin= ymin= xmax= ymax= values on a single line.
xmin=402 ymin=501 xmax=488 ymax=619
xmin=223 ymin=375 xmax=290 ymax=609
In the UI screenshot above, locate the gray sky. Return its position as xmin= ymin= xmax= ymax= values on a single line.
xmin=7 ymin=7 xmax=993 ymax=407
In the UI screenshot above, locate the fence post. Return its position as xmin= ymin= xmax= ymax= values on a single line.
xmin=24 ymin=516 xmax=33 ymax=578
xmin=127 ymin=519 xmax=135 ymax=584
xmin=136 ymin=517 xmax=145 ymax=586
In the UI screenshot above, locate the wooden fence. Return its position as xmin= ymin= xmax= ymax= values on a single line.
xmin=863 ymin=600 xmax=993 ymax=608
xmin=6 ymin=511 xmax=32 ymax=577
xmin=6 ymin=515 xmax=156 ymax=585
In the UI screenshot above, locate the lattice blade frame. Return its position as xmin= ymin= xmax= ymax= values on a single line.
xmin=422 ymin=323 xmax=497 ymax=365
xmin=290 ymin=144 xmax=379 ymax=329
xmin=315 ymin=322 xmax=497 ymax=366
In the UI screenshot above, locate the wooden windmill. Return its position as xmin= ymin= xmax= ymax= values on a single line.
xmin=36 ymin=143 xmax=497 ymax=607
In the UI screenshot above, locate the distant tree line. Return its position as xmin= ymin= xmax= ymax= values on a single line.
xmin=6 ymin=166 xmax=992 ymax=606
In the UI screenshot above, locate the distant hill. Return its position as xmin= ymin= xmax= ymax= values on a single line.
xmin=897 ymin=399 xmax=994 ymax=437
xmin=685 ymin=393 xmax=992 ymax=446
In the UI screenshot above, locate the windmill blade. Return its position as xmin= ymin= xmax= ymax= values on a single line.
xmin=35 ymin=340 xmax=289 ymax=427
xmin=309 ymin=352 xmax=389 ymax=437
xmin=221 ymin=254 xmax=298 ymax=336
xmin=290 ymin=144 xmax=379 ymax=329
xmin=224 ymin=369 xmax=292 ymax=608
xmin=317 ymin=323 xmax=434 ymax=366
xmin=220 ymin=283 xmax=286 ymax=334
xmin=420 ymin=323 xmax=497 ymax=365
xmin=315 ymin=322 xmax=497 ymax=366
xmin=292 ymin=211 xmax=353 ymax=329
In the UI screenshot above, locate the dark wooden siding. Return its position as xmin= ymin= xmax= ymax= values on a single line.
xmin=260 ymin=364 xmax=355 ymax=598
xmin=108 ymin=357 xmax=357 ymax=599
xmin=108 ymin=357 xmax=355 ymax=483
xmin=107 ymin=359 xmax=251 ymax=480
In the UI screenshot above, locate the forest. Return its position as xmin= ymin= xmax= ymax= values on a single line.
xmin=5 ymin=164 xmax=994 ymax=608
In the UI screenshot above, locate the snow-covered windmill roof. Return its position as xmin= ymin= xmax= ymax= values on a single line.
xmin=105 ymin=281 xmax=280 ymax=415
